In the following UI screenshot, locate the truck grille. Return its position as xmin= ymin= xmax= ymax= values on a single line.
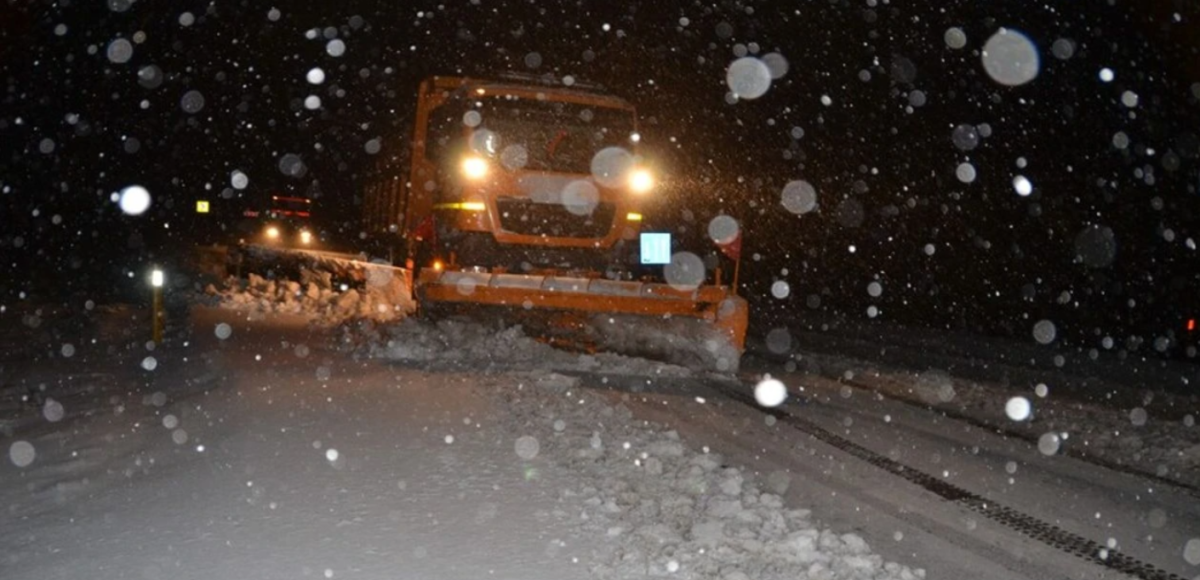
xmin=496 ymin=197 xmax=615 ymax=238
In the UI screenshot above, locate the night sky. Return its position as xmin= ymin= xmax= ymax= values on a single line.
xmin=2 ymin=0 xmax=1199 ymax=355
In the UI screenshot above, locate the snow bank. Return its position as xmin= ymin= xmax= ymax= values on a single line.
xmin=491 ymin=370 xmax=924 ymax=580
xmin=208 ymin=262 xmax=414 ymax=326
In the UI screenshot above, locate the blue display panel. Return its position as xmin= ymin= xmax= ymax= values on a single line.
xmin=640 ymin=232 xmax=671 ymax=265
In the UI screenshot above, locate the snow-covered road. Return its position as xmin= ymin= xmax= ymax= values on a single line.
xmin=3 ymin=292 xmax=1198 ymax=579
xmin=3 ymin=303 xmax=925 ymax=579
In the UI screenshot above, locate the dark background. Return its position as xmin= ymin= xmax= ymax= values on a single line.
xmin=2 ymin=0 xmax=1199 ymax=356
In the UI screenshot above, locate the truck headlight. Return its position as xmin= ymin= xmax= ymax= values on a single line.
xmin=628 ymin=168 xmax=654 ymax=194
xmin=299 ymin=230 xmax=313 ymax=245
xmin=265 ymin=226 xmax=281 ymax=240
xmin=461 ymin=156 xmax=489 ymax=180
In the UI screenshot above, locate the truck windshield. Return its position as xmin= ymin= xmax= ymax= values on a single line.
xmin=472 ymin=96 xmax=636 ymax=174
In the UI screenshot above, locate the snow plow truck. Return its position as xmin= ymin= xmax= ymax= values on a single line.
xmin=363 ymin=75 xmax=747 ymax=372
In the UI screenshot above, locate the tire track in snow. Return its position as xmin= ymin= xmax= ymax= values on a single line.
xmin=714 ymin=380 xmax=1188 ymax=580
xmin=839 ymin=376 xmax=1200 ymax=500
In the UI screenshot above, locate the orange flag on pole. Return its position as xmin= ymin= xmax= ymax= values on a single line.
xmin=716 ymin=231 xmax=742 ymax=294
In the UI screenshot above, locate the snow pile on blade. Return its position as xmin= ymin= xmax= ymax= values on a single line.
xmin=489 ymin=370 xmax=925 ymax=580
xmin=345 ymin=316 xmax=697 ymax=378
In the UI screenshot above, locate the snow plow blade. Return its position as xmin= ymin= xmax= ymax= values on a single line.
xmin=417 ymin=269 xmax=748 ymax=373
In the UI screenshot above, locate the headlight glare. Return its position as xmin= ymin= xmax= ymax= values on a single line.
xmin=628 ymin=168 xmax=654 ymax=194
xmin=461 ymin=156 xmax=489 ymax=180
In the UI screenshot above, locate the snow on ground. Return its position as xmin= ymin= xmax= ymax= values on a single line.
xmin=11 ymin=257 xmax=1191 ymax=578
xmin=1 ymin=268 xmax=921 ymax=579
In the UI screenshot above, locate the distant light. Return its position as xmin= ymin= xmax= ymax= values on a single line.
xmin=306 ymin=68 xmax=326 ymax=85
xmin=1099 ymin=67 xmax=1115 ymax=82
xmin=151 ymin=269 xmax=164 ymax=288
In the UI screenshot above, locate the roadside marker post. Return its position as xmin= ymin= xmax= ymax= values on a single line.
xmin=150 ymin=267 xmax=164 ymax=344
